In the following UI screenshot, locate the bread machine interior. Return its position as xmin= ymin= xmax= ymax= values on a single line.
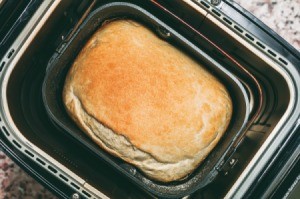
xmin=0 ymin=0 xmax=299 ymax=198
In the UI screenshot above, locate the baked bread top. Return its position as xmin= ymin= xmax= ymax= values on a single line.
xmin=63 ymin=20 xmax=232 ymax=182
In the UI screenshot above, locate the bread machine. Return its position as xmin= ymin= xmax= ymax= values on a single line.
xmin=0 ymin=0 xmax=299 ymax=198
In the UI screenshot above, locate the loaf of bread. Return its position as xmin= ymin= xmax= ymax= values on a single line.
xmin=63 ymin=20 xmax=232 ymax=182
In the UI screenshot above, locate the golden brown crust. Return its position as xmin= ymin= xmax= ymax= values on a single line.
xmin=63 ymin=20 xmax=232 ymax=182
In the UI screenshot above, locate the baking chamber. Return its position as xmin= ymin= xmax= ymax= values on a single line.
xmin=0 ymin=0 xmax=299 ymax=198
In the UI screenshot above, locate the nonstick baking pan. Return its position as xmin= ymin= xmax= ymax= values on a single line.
xmin=42 ymin=3 xmax=250 ymax=198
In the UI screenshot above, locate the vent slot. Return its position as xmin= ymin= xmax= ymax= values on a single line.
xmin=256 ymin=41 xmax=266 ymax=49
xmin=25 ymin=149 xmax=34 ymax=157
xmin=245 ymin=33 xmax=255 ymax=41
xmin=212 ymin=9 xmax=221 ymax=17
xmin=223 ymin=17 xmax=233 ymax=25
xmin=36 ymin=158 xmax=46 ymax=166
xmin=59 ymin=174 xmax=69 ymax=182
xmin=2 ymin=126 xmax=10 ymax=136
xmin=71 ymin=182 xmax=80 ymax=190
xmin=200 ymin=0 xmax=210 ymax=8
xmin=234 ymin=25 xmax=243 ymax=33
xmin=279 ymin=57 xmax=288 ymax=65
xmin=48 ymin=165 xmax=58 ymax=174
xmin=0 ymin=62 xmax=5 ymax=72
xmin=82 ymin=190 xmax=92 ymax=198
xmin=12 ymin=140 xmax=22 ymax=148
xmin=7 ymin=49 xmax=15 ymax=59
xmin=267 ymin=49 xmax=277 ymax=57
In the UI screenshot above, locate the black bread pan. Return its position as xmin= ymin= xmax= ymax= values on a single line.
xmin=42 ymin=2 xmax=250 ymax=198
